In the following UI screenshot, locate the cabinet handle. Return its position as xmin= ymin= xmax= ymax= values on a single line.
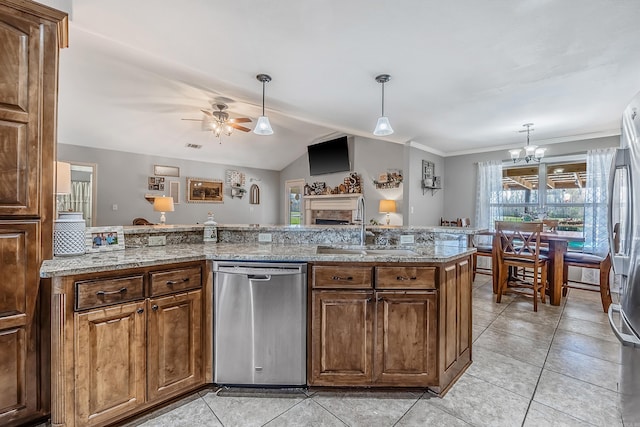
xmin=366 ymin=297 xmax=372 ymax=302
xmin=331 ymin=276 xmax=353 ymax=281
xmin=136 ymin=308 xmax=144 ymax=314
xmin=396 ymin=276 xmax=417 ymax=281
xmin=152 ymin=305 xmax=159 ymax=311
xmin=96 ymin=287 xmax=127 ymax=297
xmin=166 ymin=278 xmax=190 ymax=285
xmin=377 ymin=296 xmax=384 ymax=302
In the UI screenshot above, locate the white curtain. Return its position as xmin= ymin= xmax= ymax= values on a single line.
xmin=61 ymin=181 xmax=92 ymax=226
xmin=475 ymin=160 xmax=503 ymax=245
xmin=583 ymin=148 xmax=616 ymax=255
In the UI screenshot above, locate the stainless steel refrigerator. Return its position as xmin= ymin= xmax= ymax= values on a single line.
xmin=608 ymin=91 xmax=640 ymax=426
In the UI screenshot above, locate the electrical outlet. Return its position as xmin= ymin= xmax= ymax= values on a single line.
xmin=400 ymin=235 xmax=415 ymax=244
xmin=148 ymin=235 xmax=166 ymax=246
xmin=258 ymin=233 xmax=272 ymax=243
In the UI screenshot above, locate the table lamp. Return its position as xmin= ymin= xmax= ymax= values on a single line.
xmin=379 ymin=199 xmax=396 ymax=225
xmin=153 ymin=196 xmax=174 ymax=224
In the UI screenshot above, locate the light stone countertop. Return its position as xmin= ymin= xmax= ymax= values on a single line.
xmin=40 ymin=241 xmax=475 ymax=278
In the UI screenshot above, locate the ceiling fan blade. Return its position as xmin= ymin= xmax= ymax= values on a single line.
xmin=201 ymin=109 xmax=213 ymax=116
xmin=181 ymin=118 xmax=204 ymax=121
xmin=230 ymin=123 xmax=251 ymax=132
xmin=230 ymin=117 xmax=252 ymax=123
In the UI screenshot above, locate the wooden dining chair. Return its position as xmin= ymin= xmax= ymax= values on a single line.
xmin=562 ymin=223 xmax=619 ymax=312
xmin=472 ymin=234 xmax=493 ymax=281
xmin=495 ymin=221 xmax=549 ymax=311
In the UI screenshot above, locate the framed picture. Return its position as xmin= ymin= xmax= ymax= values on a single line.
xmin=187 ymin=177 xmax=223 ymax=203
xmin=85 ymin=226 xmax=125 ymax=253
xmin=169 ymin=181 xmax=180 ymax=204
xmin=154 ymin=165 xmax=180 ymax=177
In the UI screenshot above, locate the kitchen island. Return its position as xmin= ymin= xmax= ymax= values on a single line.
xmin=41 ymin=225 xmax=476 ymax=427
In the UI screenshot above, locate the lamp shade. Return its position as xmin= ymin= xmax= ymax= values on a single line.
xmin=379 ymin=199 xmax=396 ymax=213
xmin=254 ymin=116 xmax=274 ymax=135
xmin=56 ymin=161 xmax=71 ymax=195
xmin=373 ymin=116 xmax=394 ymax=136
xmin=153 ymin=196 xmax=175 ymax=213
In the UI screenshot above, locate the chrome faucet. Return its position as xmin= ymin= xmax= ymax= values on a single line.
xmin=357 ymin=195 xmax=366 ymax=246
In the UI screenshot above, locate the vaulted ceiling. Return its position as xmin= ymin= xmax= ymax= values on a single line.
xmin=42 ymin=0 xmax=640 ymax=170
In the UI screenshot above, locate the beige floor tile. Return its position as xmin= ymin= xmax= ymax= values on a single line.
xmin=472 ymin=323 xmax=487 ymax=342
xmin=423 ymin=374 xmax=529 ymax=427
xmin=551 ymin=329 xmax=622 ymax=364
xmin=523 ymin=401 xmax=598 ymax=427
xmin=397 ymin=400 xmax=471 ymax=426
xmin=562 ymin=299 xmax=609 ymax=324
xmin=533 ymin=369 xmax=623 ymax=426
xmin=126 ymin=396 xmax=221 ymax=427
xmin=265 ymin=399 xmax=346 ymax=427
xmin=544 ymin=346 xmax=622 ymax=392
xmin=488 ymin=314 xmax=557 ymax=345
xmin=473 ymin=307 xmax=500 ymax=327
xmin=557 ymin=316 xmax=619 ymax=343
xmin=200 ymin=389 xmax=304 ymax=427
xmin=474 ymin=328 xmax=551 ymax=367
xmin=311 ymin=390 xmax=421 ymax=427
xmin=465 ymin=346 xmax=542 ymax=398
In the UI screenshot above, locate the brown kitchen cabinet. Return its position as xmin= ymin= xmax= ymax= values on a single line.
xmin=51 ymin=261 xmax=207 ymax=427
xmin=308 ymin=257 xmax=472 ymax=395
xmin=0 ymin=2 xmax=67 ymax=425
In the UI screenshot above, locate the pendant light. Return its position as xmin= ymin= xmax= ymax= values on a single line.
xmin=254 ymin=74 xmax=274 ymax=135
xmin=373 ymin=74 xmax=394 ymax=136
xmin=509 ymin=123 xmax=545 ymax=163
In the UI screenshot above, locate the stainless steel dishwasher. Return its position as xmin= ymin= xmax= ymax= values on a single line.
xmin=213 ymin=261 xmax=307 ymax=386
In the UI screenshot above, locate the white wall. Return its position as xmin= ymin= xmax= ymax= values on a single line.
xmin=58 ymin=144 xmax=280 ymax=226
xmin=403 ymin=144 xmax=445 ymax=226
xmin=442 ymin=135 xmax=620 ymax=225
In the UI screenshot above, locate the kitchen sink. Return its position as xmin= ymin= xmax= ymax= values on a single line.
xmin=364 ymin=249 xmax=419 ymax=256
xmin=316 ymin=246 xmax=419 ymax=256
xmin=316 ymin=247 xmax=367 ymax=255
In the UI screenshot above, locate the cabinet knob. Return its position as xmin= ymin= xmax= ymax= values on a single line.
xmin=152 ymin=305 xmax=158 ymax=311
xmin=136 ymin=308 xmax=144 ymax=314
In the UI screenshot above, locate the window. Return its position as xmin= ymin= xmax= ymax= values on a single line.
xmin=497 ymin=159 xmax=586 ymax=235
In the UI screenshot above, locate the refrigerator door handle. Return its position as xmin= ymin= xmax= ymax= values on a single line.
xmin=608 ymin=303 xmax=640 ymax=348
xmin=608 ymin=148 xmax=631 ymax=275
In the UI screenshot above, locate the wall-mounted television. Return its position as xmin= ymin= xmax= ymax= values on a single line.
xmin=307 ymin=136 xmax=351 ymax=176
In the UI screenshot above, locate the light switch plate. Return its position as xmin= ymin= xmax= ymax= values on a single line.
xmin=258 ymin=233 xmax=272 ymax=243
xmin=400 ymin=235 xmax=415 ymax=244
xmin=148 ymin=235 xmax=166 ymax=246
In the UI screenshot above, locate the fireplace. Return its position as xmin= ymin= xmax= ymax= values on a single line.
xmin=304 ymin=194 xmax=361 ymax=225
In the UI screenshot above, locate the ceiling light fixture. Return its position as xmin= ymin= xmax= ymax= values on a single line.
xmin=373 ymin=74 xmax=394 ymax=136
xmin=254 ymin=74 xmax=274 ymax=135
xmin=509 ymin=123 xmax=545 ymax=163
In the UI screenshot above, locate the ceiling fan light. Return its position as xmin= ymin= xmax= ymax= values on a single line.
xmin=373 ymin=116 xmax=394 ymax=136
xmin=254 ymin=116 xmax=273 ymax=135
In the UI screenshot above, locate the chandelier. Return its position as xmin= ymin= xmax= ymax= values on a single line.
xmin=509 ymin=123 xmax=545 ymax=163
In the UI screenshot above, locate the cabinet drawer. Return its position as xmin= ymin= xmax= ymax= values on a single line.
xmin=312 ymin=266 xmax=373 ymax=289
xmin=75 ymin=275 xmax=145 ymax=311
xmin=150 ymin=266 xmax=201 ymax=296
xmin=375 ymin=266 xmax=436 ymax=289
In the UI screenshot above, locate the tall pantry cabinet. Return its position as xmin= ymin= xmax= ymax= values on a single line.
xmin=0 ymin=1 xmax=67 ymax=426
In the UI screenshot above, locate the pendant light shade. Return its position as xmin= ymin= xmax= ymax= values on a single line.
xmin=254 ymin=74 xmax=274 ymax=135
xmin=373 ymin=74 xmax=394 ymax=136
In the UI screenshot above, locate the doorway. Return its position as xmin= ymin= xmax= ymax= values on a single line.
xmin=284 ymin=179 xmax=305 ymax=225
xmin=58 ymin=161 xmax=97 ymax=226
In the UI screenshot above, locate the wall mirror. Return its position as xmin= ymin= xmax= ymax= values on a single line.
xmin=58 ymin=161 xmax=97 ymax=226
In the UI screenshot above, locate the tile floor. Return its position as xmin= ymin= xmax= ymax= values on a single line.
xmin=123 ymin=276 xmax=625 ymax=427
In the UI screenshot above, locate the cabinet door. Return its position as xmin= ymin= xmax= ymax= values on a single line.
xmin=0 ymin=9 xmax=44 ymax=216
xmin=147 ymin=290 xmax=203 ymax=401
xmin=0 ymin=222 xmax=39 ymax=424
xmin=374 ymin=291 xmax=437 ymax=386
xmin=75 ymin=301 xmax=146 ymax=427
xmin=310 ymin=291 xmax=373 ymax=386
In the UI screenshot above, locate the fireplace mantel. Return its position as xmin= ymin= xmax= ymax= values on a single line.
xmin=303 ymin=194 xmax=362 ymax=225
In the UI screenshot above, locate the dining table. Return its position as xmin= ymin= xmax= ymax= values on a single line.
xmin=491 ymin=230 xmax=585 ymax=306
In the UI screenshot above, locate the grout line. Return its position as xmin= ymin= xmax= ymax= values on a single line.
xmin=391 ymin=390 xmax=427 ymax=427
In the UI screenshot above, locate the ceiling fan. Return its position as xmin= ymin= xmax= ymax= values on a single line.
xmin=182 ymin=103 xmax=252 ymax=142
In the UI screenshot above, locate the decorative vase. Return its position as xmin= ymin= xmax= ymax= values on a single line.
xmin=54 ymin=211 xmax=86 ymax=256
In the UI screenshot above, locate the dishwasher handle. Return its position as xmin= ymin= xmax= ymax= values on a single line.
xmin=248 ymin=274 xmax=272 ymax=281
